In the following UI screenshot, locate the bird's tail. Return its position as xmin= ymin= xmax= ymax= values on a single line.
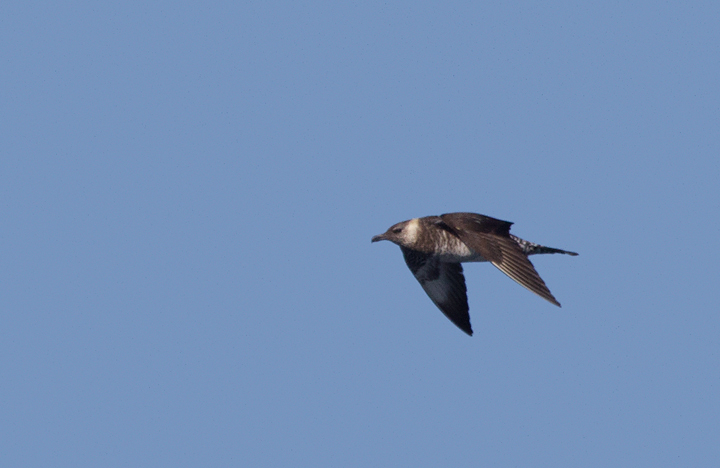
xmin=510 ymin=235 xmax=578 ymax=257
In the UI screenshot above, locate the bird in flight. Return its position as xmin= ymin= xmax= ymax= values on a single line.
xmin=371 ymin=212 xmax=578 ymax=336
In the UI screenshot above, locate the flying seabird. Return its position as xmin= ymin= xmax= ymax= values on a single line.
xmin=371 ymin=212 xmax=578 ymax=336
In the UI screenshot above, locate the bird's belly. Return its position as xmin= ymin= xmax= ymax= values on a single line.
xmin=436 ymin=243 xmax=488 ymax=263
xmin=440 ymin=253 xmax=488 ymax=263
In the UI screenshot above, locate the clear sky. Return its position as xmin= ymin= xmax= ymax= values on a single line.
xmin=2 ymin=1 xmax=719 ymax=466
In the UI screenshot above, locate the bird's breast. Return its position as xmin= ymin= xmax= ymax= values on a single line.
xmin=434 ymin=234 xmax=487 ymax=263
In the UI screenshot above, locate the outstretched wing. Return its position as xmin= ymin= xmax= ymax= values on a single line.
xmin=440 ymin=213 xmax=561 ymax=306
xmin=400 ymin=247 xmax=472 ymax=336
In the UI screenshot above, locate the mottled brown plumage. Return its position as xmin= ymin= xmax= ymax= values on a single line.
xmin=372 ymin=212 xmax=577 ymax=336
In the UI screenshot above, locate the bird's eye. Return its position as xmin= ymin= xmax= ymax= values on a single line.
xmin=392 ymin=228 xmax=403 ymax=233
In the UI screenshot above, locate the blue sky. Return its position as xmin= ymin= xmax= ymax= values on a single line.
xmin=2 ymin=1 xmax=719 ymax=466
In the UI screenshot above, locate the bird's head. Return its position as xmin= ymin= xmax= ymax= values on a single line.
xmin=371 ymin=218 xmax=420 ymax=247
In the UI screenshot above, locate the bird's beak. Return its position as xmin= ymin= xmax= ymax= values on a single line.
xmin=371 ymin=233 xmax=386 ymax=243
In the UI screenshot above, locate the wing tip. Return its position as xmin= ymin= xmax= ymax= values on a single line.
xmin=543 ymin=293 xmax=561 ymax=307
xmin=449 ymin=318 xmax=473 ymax=336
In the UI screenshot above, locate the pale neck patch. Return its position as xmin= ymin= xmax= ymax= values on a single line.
xmin=404 ymin=218 xmax=420 ymax=244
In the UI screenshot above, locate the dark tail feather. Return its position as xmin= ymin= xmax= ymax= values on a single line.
xmin=510 ymin=234 xmax=578 ymax=256
xmin=531 ymin=245 xmax=578 ymax=256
